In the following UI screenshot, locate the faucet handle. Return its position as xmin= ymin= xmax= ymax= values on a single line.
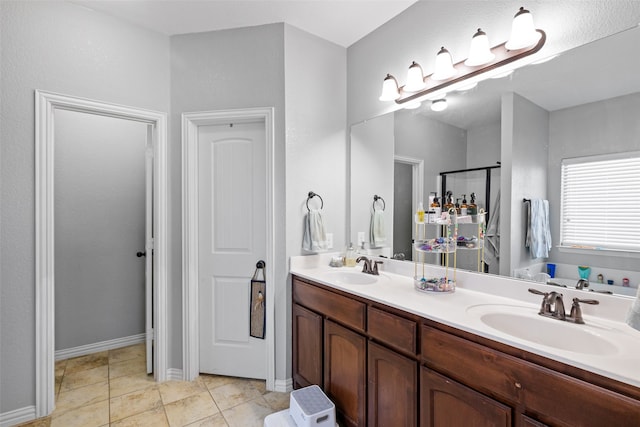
xmin=568 ymin=298 xmax=599 ymax=324
xmin=528 ymin=288 xmax=551 ymax=315
xmin=528 ymin=288 xmax=548 ymax=296
xmin=372 ymin=260 xmax=383 ymax=275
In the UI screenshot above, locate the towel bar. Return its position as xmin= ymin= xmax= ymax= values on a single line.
xmin=373 ymin=195 xmax=386 ymax=211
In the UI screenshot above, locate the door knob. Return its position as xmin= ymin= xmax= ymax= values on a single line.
xmin=136 ymin=251 xmax=146 ymax=258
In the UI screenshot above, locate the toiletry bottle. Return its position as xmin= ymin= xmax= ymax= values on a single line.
xmin=430 ymin=193 xmax=442 ymax=220
xmin=345 ymin=243 xmax=357 ymax=267
xmin=416 ymin=202 xmax=425 ymax=223
xmin=443 ymin=191 xmax=454 ymax=211
xmin=468 ymin=192 xmax=478 ymax=216
xmin=460 ymin=194 xmax=468 ymax=215
xmin=455 ymin=198 xmax=461 ymax=214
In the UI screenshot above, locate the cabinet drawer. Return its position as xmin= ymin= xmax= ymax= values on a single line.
xmin=422 ymin=325 xmax=640 ymax=426
xmin=293 ymin=278 xmax=366 ymax=332
xmin=368 ymin=306 xmax=417 ymax=354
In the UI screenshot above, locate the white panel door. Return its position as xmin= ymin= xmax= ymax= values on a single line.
xmin=198 ymin=121 xmax=266 ymax=379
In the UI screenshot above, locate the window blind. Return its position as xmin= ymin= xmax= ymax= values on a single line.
xmin=560 ymin=152 xmax=640 ymax=252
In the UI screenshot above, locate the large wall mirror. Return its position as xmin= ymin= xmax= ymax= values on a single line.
xmin=350 ymin=25 xmax=640 ymax=297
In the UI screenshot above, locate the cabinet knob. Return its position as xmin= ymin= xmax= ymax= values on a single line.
xmin=515 ymin=382 xmax=522 ymax=389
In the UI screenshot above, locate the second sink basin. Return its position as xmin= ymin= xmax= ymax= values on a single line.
xmin=321 ymin=271 xmax=378 ymax=285
xmin=466 ymin=304 xmax=619 ymax=356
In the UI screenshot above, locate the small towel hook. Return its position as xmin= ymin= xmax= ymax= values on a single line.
xmin=373 ymin=195 xmax=386 ymax=211
xmin=306 ymin=191 xmax=324 ymax=212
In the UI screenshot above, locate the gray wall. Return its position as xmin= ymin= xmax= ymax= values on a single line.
xmin=283 ymin=24 xmax=346 ymax=379
xmin=548 ymin=92 xmax=640 ymax=273
xmin=54 ymin=110 xmax=147 ymax=350
xmin=467 ymin=122 xmax=501 ymax=169
xmin=501 ymin=93 xmax=549 ymax=276
xmin=0 ymin=1 xmax=170 ymax=413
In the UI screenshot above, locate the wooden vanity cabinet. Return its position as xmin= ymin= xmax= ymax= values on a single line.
xmin=292 ymin=276 xmax=418 ymax=427
xmin=292 ymin=275 xmax=640 ymax=427
xmin=420 ymin=367 xmax=511 ymax=427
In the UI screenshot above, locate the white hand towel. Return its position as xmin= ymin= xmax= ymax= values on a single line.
xmin=484 ymin=190 xmax=500 ymax=266
xmin=369 ymin=209 xmax=386 ymax=248
xmin=529 ymin=199 xmax=552 ymax=259
xmin=626 ymin=287 xmax=640 ymax=331
xmin=302 ymin=209 xmax=327 ymax=252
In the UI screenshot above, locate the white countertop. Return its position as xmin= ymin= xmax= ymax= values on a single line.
xmin=290 ymin=254 xmax=640 ymax=389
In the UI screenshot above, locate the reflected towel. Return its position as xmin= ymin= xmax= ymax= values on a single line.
xmin=626 ymin=287 xmax=640 ymax=331
xmin=484 ymin=190 xmax=500 ymax=267
xmin=370 ymin=209 xmax=386 ymax=248
xmin=302 ymin=209 xmax=327 ymax=252
xmin=528 ymin=199 xmax=552 ymax=259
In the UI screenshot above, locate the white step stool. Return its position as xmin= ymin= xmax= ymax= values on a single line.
xmin=264 ymin=409 xmax=339 ymax=427
xmin=264 ymin=385 xmax=337 ymax=427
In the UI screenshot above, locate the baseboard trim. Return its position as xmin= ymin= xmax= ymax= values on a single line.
xmin=166 ymin=368 xmax=184 ymax=381
xmin=0 ymin=405 xmax=36 ymax=427
xmin=55 ymin=333 xmax=146 ymax=360
xmin=274 ymin=378 xmax=293 ymax=393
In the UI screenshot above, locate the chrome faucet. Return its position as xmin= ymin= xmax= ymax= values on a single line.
xmin=547 ymin=291 xmax=566 ymax=320
xmin=356 ymin=256 xmax=382 ymax=275
xmin=575 ymin=279 xmax=589 ymax=290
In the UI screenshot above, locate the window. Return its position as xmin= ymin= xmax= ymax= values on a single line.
xmin=560 ymin=152 xmax=640 ymax=252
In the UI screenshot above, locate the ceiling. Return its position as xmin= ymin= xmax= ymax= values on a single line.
xmin=71 ymin=0 xmax=418 ymax=47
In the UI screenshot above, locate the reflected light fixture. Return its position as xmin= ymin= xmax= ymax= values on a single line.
xmin=431 ymin=99 xmax=447 ymax=112
xmin=379 ymin=6 xmax=545 ymax=107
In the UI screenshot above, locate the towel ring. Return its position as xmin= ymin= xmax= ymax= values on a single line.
xmin=306 ymin=191 xmax=324 ymax=211
xmin=373 ymin=195 xmax=386 ymax=211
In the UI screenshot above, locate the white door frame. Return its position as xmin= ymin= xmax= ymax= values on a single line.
xmin=182 ymin=108 xmax=275 ymax=390
xmin=34 ymin=90 xmax=169 ymax=417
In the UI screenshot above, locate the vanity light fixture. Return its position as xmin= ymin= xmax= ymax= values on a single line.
xmin=431 ymin=99 xmax=447 ymax=112
xmin=379 ymin=6 xmax=545 ymax=107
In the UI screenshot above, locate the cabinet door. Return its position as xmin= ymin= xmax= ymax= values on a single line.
xmin=520 ymin=415 xmax=549 ymax=427
xmin=421 ymin=367 xmax=512 ymax=427
xmin=324 ymin=319 xmax=366 ymax=427
xmin=292 ymin=304 xmax=323 ymax=389
xmin=368 ymin=341 xmax=417 ymax=427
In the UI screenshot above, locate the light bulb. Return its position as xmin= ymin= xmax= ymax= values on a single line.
xmin=505 ymin=7 xmax=541 ymax=50
xmin=379 ymin=74 xmax=400 ymax=101
xmin=432 ymin=47 xmax=457 ymax=81
xmin=465 ymin=29 xmax=495 ymax=66
xmin=404 ymin=61 xmax=426 ymax=92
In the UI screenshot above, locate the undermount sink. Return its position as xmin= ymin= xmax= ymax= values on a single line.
xmin=321 ymin=271 xmax=378 ymax=285
xmin=466 ymin=304 xmax=620 ymax=356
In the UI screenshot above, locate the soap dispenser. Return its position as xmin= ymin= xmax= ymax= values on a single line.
xmin=468 ymin=192 xmax=478 ymax=216
xmin=430 ymin=192 xmax=441 ymax=222
xmin=460 ymin=194 xmax=468 ymax=215
xmin=443 ymin=191 xmax=454 ymax=211
xmin=345 ymin=243 xmax=357 ymax=267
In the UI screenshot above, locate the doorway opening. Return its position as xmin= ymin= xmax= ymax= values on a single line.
xmin=35 ymin=91 xmax=169 ymax=417
xmin=394 ymin=156 xmax=424 ymax=261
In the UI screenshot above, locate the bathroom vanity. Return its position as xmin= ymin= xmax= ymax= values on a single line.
xmin=291 ymin=256 xmax=640 ymax=427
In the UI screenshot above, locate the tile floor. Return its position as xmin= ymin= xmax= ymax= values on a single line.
xmin=17 ymin=343 xmax=290 ymax=427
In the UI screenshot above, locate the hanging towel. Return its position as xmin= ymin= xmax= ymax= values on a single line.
xmin=527 ymin=199 xmax=552 ymax=259
xmin=302 ymin=209 xmax=327 ymax=252
xmin=484 ymin=190 xmax=500 ymax=267
xmin=369 ymin=209 xmax=386 ymax=248
xmin=626 ymin=287 xmax=640 ymax=332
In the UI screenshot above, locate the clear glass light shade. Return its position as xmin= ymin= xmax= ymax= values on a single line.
xmin=432 ymin=47 xmax=457 ymax=81
xmin=505 ymin=7 xmax=541 ymax=50
xmin=431 ymin=99 xmax=447 ymax=112
xmin=379 ymin=74 xmax=400 ymax=101
xmin=404 ymin=61 xmax=426 ymax=92
xmin=465 ymin=29 xmax=495 ymax=66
